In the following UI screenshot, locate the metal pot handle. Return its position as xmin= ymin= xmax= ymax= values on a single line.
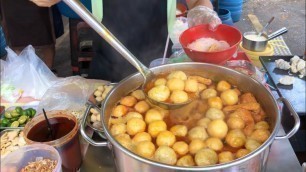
xmin=275 ymin=97 xmax=300 ymax=140
xmin=80 ymin=101 xmax=108 ymax=146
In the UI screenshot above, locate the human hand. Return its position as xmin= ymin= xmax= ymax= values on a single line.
xmin=187 ymin=6 xmax=222 ymax=30
xmin=30 ymin=0 xmax=61 ymax=7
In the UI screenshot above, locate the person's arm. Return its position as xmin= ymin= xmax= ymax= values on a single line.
xmin=187 ymin=0 xmax=213 ymax=10
xmin=30 ymin=0 xmax=61 ymax=7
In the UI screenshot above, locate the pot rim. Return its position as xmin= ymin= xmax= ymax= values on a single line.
xmin=243 ymin=31 xmax=268 ymax=43
xmin=101 ymin=62 xmax=281 ymax=171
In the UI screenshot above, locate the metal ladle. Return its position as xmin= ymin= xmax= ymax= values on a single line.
xmin=63 ymin=0 xmax=192 ymax=109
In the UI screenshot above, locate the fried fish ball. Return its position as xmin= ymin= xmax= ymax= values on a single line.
xmin=245 ymin=139 xmax=261 ymax=151
xmin=126 ymin=118 xmax=146 ymax=135
xmin=220 ymin=89 xmax=239 ymax=105
xmin=154 ymin=146 xmax=177 ymax=165
xmin=197 ymin=118 xmax=211 ymax=128
xmin=217 ymin=80 xmax=231 ymax=92
xmin=188 ymin=126 xmax=209 ymax=141
xmin=235 ymin=149 xmax=250 ymax=158
xmin=154 ymin=78 xmax=167 ymax=86
xmin=135 ymin=141 xmax=156 ymax=158
xmin=225 ymin=129 xmax=246 ymax=148
xmin=189 ymin=139 xmax=206 ymax=155
xmin=207 ymin=119 xmax=228 ymax=139
xmin=90 ymin=108 xmax=99 ymax=114
xmin=170 ymin=90 xmax=189 ymax=103
xmin=184 ymin=79 xmax=198 ymax=93
xmin=250 ymin=129 xmax=270 ymax=143
xmin=170 ymin=125 xmax=188 ymax=137
xmin=97 ymin=85 xmax=105 ymax=92
xmin=134 ymin=101 xmax=150 ymax=114
xmin=125 ymin=112 xmax=143 ymax=122
xmin=156 ymin=131 xmax=176 ymax=147
xmin=112 ymin=105 xmax=128 ymax=117
xmin=132 ymin=132 xmax=152 ymax=143
xmin=218 ymin=151 xmax=234 ymax=163
xmin=177 ymin=155 xmax=196 ymax=166
xmin=115 ymin=134 xmax=133 ymax=150
xmin=173 ymin=141 xmax=189 ymax=156
xmin=205 ymin=108 xmax=225 ymax=120
xmin=148 ymin=120 xmax=167 ymax=138
xmin=227 ymin=117 xmax=245 ymax=130
xmin=254 ymin=121 xmax=270 ymax=130
xmin=153 ymin=107 xmax=169 ymax=118
xmin=198 ymin=83 xmax=207 ymax=92
xmin=205 ymin=137 xmax=224 ymax=151
xmin=148 ymin=85 xmax=170 ymax=102
xmin=109 ymin=117 xmax=126 ymax=125
xmin=94 ymin=90 xmax=103 ymax=97
xmin=208 ymin=97 xmax=223 ymax=109
xmin=167 ymin=71 xmax=187 ymax=81
xmin=145 ymin=109 xmax=163 ymax=124
xmin=194 ymin=148 xmax=218 ymax=166
xmin=110 ymin=123 xmax=127 ymax=136
xmin=167 ymin=78 xmax=185 ymax=91
xmin=120 ymin=96 xmax=137 ymax=107
xmin=131 ymin=90 xmax=146 ymax=100
xmin=200 ymin=88 xmax=217 ymax=99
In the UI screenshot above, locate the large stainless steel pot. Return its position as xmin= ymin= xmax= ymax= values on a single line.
xmin=81 ymin=62 xmax=300 ymax=172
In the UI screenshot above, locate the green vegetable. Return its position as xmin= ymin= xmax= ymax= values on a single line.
xmin=22 ymin=110 xmax=28 ymax=116
xmin=11 ymin=111 xmax=20 ymax=118
xmin=10 ymin=121 xmax=19 ymax=127
xmin=4 ymin=112 xmax=12 ymax=118
xmin=15 ymin=106 xmax=22 ymax=113
xmin=9 ymin=117 xmax=18 ymax=123
xmin=26 ymin=109 xmax=32 ymax=117
xmin=30 ymin=109 xmax=36 ymax=117
xmin=18 ymin=115 xmax=28 ymax=124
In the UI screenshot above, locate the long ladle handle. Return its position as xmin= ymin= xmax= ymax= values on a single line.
xmin=258 ymin=16 xmax=274 ymax=37
xmin=63 ymin=0 xmax=150 ymax=78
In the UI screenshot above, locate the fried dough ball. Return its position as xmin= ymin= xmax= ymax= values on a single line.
xmin=220 ymin=89 xmax=239 ymax=105
xmin=110 ymin=123 xmax=127 ymax=136
xmin=126 ymin=118 xmax=146 ymax=135
xmin=170 ymin=125 xmax=188 ymax=137
xmin=198 ymin=83 xmax=207 ymax=92
xmin=188 ymin=126 xmax=209 ymax=141
xmin=148 ymin=120 xmax=167 ymax=138
xmin=125 ymin=112 xmax=143 ymax=122
xmin=173 ymin=141 xmax=189 ymax=156
xmin=227 ymin=117 xmax=245 ymax=130
xmin=132 ymin=132 xmax=152 ymax=143
xmin=167 ymin=71 xmax=187 ymax=81
xmin=208 ymin=97 xmax=223 ymax=109
xmin=112 ymin=105 xmax=128 ymax=117
xmin=156 ymin=131 xmax=176 ymax=147
xmin=200 ymin=88 xmax=217 ymax=99
xmin=197 ymin=118 xmax=211 ymax=128
xmin=120 ymin=96 xmax=137 ymax=107
xmin=205 ymin=137 xmax=224 ymax=151
xmin=218 ymin=151 xmax=234 ymax=163
xmin=205 ymin=108 xmax=225 ymax=120
xmin=167 ymin=78 xmax=185 ymax=91
xmin=184 ymin=79 xmax=198 ymax=93
xmin=145 ymin=109 xmax=163 ymax=124
xmin=154 ymin=146 xmax=177 ymax=165
xmin=245 ymin=139 xmax=261 ymax=151
xmin=217 ymin=80 xmax=231 ymax=92
xmin=170 ymin=90 xmax=189 ymax=103
xmin=154 ymin=78 xmax=167 ymax=86
xmin=235 ymin=149 xmax=250 ymax=158
xmin=115 ymin=134 xmax=132 ymax=150
xmin=148 ymin=85 xmax=170 ymax=102
xmin=250 ymin=129 xmax=270 ymax=143
xmin=97 ymin=85 xmax=105 ymax=92
xmin=207 ymin=119 xmax=228 ymax=139
xmin=131 ymin=90 xmax=145 ymax=100
xmin=94 ymin=90 xmax=102 ymax=97
xmin=177 ymin=155 xmax=195 ymax=166
xmin=109 ymin=117 xmax=125 ymax=125
xmin=225 ymin=129 xmax=246 ymax=148
xmin=189 ymin=139 xmax=206 ymax=155
xmin=255 ymin=121 xmax=270 ymax=130
xmin=135 ymin=141 xmax=156 ymax=158
xmin=134 ymin=101 xmax=150 ymax=114
xmin=194 ymin=148 xmax=218 ymax=166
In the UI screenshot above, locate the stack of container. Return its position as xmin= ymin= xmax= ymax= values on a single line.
xmin=219 ymin=0 xmax=243 ymax=22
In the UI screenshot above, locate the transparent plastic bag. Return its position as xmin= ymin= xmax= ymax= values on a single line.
xmin=187 ymin=6 xmax=221 ymax=29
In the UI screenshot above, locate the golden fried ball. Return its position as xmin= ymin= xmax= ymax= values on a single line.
xmin=217 ymin=80 xmax=231 ymax=92
xmin=134 ymin=101 xmax=150 ymax=114
xmin=112 ymin=105 xmax=128 ymax=117
xmin=220 ymin=89 xmax=239 ymax=105
xmin=167 ymin=78 xmax=185 ymax=91
xmin=115 ymin=134 xmax=132 ymax=150
xmin=208 ymin=97 xmax=223 ymax=109
xmin=188 ymin=126 xmax=209 ymax=141
xmin=170 ymin=90 xmax=189 ymax=104
xmin=170 ymin=125 xmax=188 ymax=137
xmin=218 ymin=151 xmax=234 ymax=164
xmin=135 ymin=141 xmax=156 ymax=158
xmin=172 ymin=141 xmax=189 ymax=156
xmin=126 ymin=118 xmax=146 ymax=135
xmin=194 ymin=148 xmax=218 ymax=166
xmin=110 ymin=123 xmax=127 ymax=136
xmin=245 ymin=139 xmax=261 ymax=151
xmin=197 ymin=118 xmax=211 ymax=128
xmin=125 ymin=112 xmax=143 ymax=122
xmin=189 ymin=139 xmax=206 ymax=155
xmin=131 ymin=90 xmax=145 ymax=100
xmin=120 ymin=96 xmax=137 ymax=107
xmin=167 ymin=71 xmax=187 ymax=81
xmin=225 ymin=129 xmax=246 ymax=148
xmin=154 ymin=146 xmax=177 ymax=165
xmin=255 ymin=121 xmax=270 ymax=130
xmin=156 ymin=131 xmax=176 ymax=147
xmin=148 ymin=85 xmax=170 ymax=102
xmin=132 ymin=132 xmax=152 ymax=143
xmin=154 ymin=78 xmax=167 ymax=86
xmin=94 ymin=90 xmax=102 ymax=97
xmin=200 ymin=88 xmax=217 ymax=99
xmin=148 ymin=120 xmax=167 ymax=138
xmin=109 ymin=117 xmax=125 ymax=125
xmin=176 ymin=155 xmax=195 ymax=166
xmin=145 ymin=109 xmax=163 ymax=124
xmin=184 ymin=79 xmax=198 ymax=93
xmin=250 ymin=129 xmax=270 ymax=143
xmin=207 ymin=119 xmax=228 ymax=139
xmin=205 ymin=137 xmax=224 ymax=151
xmin=235 ymin=149 xmax=250 ymax=159
xmin=198 ymin=83 xmax=207 ymax=92
xmin=227 ymin=117 xmax=245 ymax=130
xmin=205 ymin=108 xmax=225 ymax=120
xmin=153 ymin=107 xmax=169 ymax=118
